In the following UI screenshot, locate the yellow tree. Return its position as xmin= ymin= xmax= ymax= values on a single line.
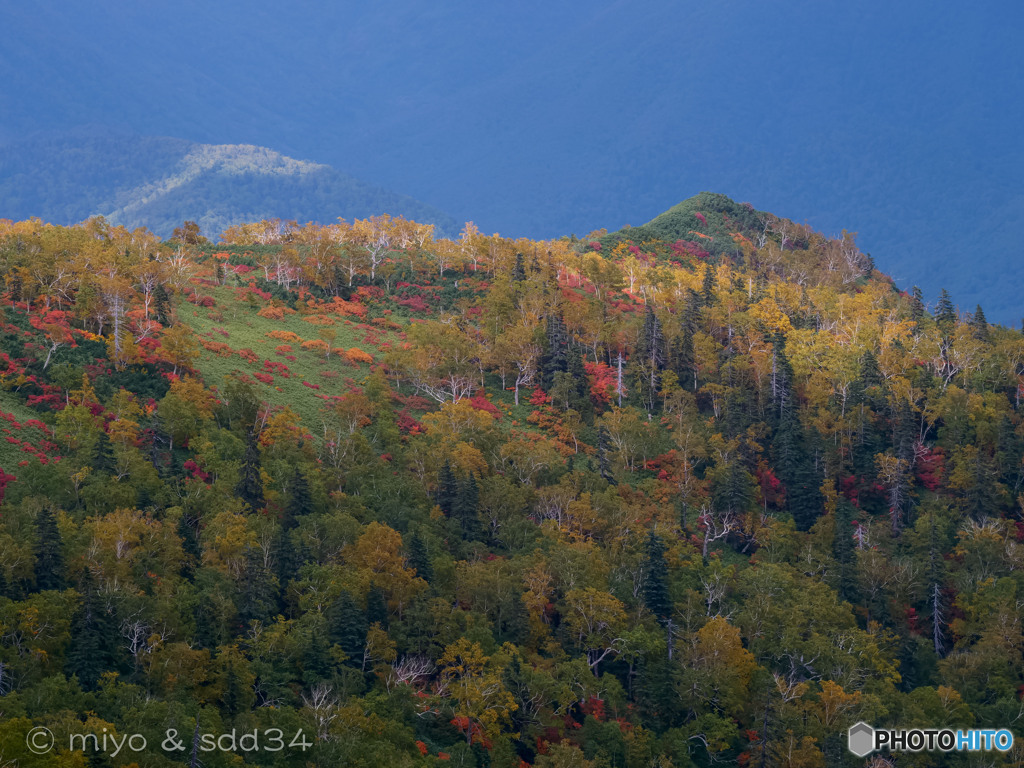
xmin=562 ymin=587 xmax=627 ymax=673
xmin=437 ymin=638 xmax=517 ymax=745
xmin=682 ymin=616 xmax=756 ymax=718
xmin=390 ymin=318 xmax=481 ymax=403
xmin=160 ymin=324 xmax=200 ymax=375
xmin=346 ymin=522 xmax=426 ymax=618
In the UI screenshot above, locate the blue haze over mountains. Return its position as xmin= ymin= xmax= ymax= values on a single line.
xmin=1 ymin=0 xmax=1021 ymax=321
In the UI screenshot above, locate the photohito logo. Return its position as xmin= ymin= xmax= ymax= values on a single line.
xmin=847 ymin=722 xmax=1014 ymax=756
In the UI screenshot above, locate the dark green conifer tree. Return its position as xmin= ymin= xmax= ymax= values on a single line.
xmin=453 ymin=473 xmax=481 ymax=540
xmin=910 ymin=286 xmax=925 ymax=323
xmin=177 ymin=512 xmax=201 ymax=580
xmin=637 ymin=657 xmax=683 ymax=732
xmin=771 ymin=335 xmax=822 ymax=530
xmin=328 ymin=590 xmax=367 ymax=665
xmin=849 ymin=351 xmax=885 ymax=479
xmin=541 ymin=315 xmax=569 ymax=391
xmin=34 ymin=506 xmax=64 ymax=591
xmin=499 ymin=592 xmax=530 ymax=645
xmin=832 ymin=498 xmax=858 ymax=603
xmin=668 ymin=333 xmax=695 ymax=391
xmin=511 ymin=253 xmax=527 ymax=283
xmin=436 ymin=460 xmax=457 ymax=515
xmin=701 ymin=265 xmax=715 ymax=306
xmin=302 ymin=629 xmax=332 ymax=685
xmin=631 ymin=306 xmax=665 ymax=413
xmin=285 ymin=467 xmax=312 ymax=526
xmin=66 ymin=571 xmax=120 ymax=690
xmin=154 ymin=283 xmax=172 ymax=326
xmin=641 ymin=532 xmax=672 ymax=622
xmin=93 ymin=429 xmax=116 ymax=475
xmin=366 ymin=584 xmax=389 ymax=629
xmin=565 ymin=348 xmax=591 ymax=415
xmin=241 ymin=547 xmax=277 ymax=626
xmin=236 ymin=429 xmax=265 ymax=512
xmin=597 ymin=426 xmax=615 ymax=484
xmin=970 ymin=304 xmax=989 ymax=341
xmin=275 ymin=530 xmax=299 ymax=603
xmin=222 ymin=660 xmax=246 ymax=717
xmin=935 ymin=289 xmax=956 ymax=332
xmin=407 ymin=531 xmax=433 ymax=583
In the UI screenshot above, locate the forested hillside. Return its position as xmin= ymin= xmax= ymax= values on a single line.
xmin=0 ymin=197 xmax=1022 ymax=767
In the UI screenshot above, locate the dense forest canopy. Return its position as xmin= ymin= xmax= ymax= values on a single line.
xmin=0 ymin=195 xmax=1022 ymax=766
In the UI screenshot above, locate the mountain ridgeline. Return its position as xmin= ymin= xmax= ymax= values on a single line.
xmin=0 ymin=196 xmax=1021 ymax=766
xmin=0 ymin=133 xmax=458 ymax=238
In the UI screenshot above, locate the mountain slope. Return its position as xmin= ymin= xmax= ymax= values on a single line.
xmin=2 ymin=1 xmax=1020 ymax=320
xmin=0 ymin=134 xmax=459 ymax=238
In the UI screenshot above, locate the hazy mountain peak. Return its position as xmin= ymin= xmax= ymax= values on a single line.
xmin=0 ymin=134 xmax=457 ymax=238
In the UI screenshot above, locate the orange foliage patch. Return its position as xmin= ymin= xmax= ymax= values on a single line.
xmin=302 ymin=314 xmax=336 ymax=326
xmin=345 ymin=348 xmax=374 ymax=365
xmin=199 ymin=339 xmax=235 ymax=358
xmin=256 ymin=305 xmax=297 ymax=320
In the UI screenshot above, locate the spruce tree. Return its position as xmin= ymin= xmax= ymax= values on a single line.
xmin=276 ymin=530 xmax=300 ymax=602
xmin=632 ymin=306 xmax=665 ymax=413
xmin=177 ymin=512 xmax=201 ymax=580
xmin=329 ymin=590 xmax=367 ymax=664
xmin=285 ymin=467 xmax=312 ymax=526
xmin=66 ymin=571 xmax=120 ymax=690
xmin=970 ymin=304 xmax=989 ymax=341
xmin=541 ymin=315 xmax=569 ymax=391
xmin=500 ymin=593 xmax=530 ymax=645
xmin=236 ymin=429 xmax=265 ymax=512
xmin=637 ymin=657 xmax=683 ymax=732
xmin=597 ymin=426 xmax=615 ymax=484
xmin=241 ymin=547 xmax=277 ymax=626
xmin=453 ymin=473 xmax=480 ymax=540
xmin=511 ymin=253 xmax=527 ymax=283
xmin=366 ymin=585 xmax=389 ymax=629
xmin=34 ymin=506 xmax=64 ymax=591
xmin=154 ymin=284 xmax=172 ymax=326
xmin=701 ymin=265 xmax=715 ymax=306
xmin=565 ymin=349 xmax=591 ymax=415
xmin=302 ymin=629 xmax=332 ymax=685
xmin=222 ymin=660 xmax=246 ymax=717
xmin=935 ymin=289 xmax=956 ymax=332
xmin=436 ymin=461 xmax=457 ymax=515
xmin=832 ymin=498 xmax=858 ymax=603
xmin=668 ymin=333 xmax=695 ymax=391
xmin=93 ymin=429 xmax=116 ymax=475
xmin=771 ymin=335 xmax=822 ymax=530
xmin=642 ymin=532 xmax=672 ymax=622
xmin=407 ymin=531 xmax=433 ymax=583
xmin=910 ymin=286 xmax=925 ymax=323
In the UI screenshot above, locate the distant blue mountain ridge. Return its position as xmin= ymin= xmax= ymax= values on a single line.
xmin=0 ymin=133 xmax=458 ymax=239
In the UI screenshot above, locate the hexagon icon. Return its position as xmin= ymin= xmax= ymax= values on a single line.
xmin=848 ymin=722 xmax=875 ymax=757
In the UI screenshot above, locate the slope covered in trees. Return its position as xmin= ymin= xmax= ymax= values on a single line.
xmin=0 ymin=197 xmax=1022 ymax=766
